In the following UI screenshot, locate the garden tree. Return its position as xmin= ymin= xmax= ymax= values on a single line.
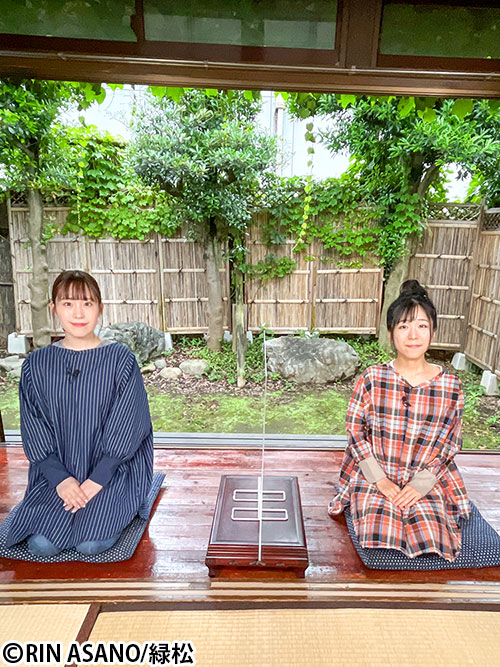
xmin=287 ymin=94 xmax=500 ymax=349
xmin=0 ymin=79 xmax=99 ymax=347
xmin=465 ymin=102 xmax=500 ymax=207
xmin=129 ymin=89 xmax=279 ymax=359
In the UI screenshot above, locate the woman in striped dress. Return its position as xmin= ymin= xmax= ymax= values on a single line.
xmin=329 ymin=280 xmax=470 ymax=561
xmin=5 ymin=270 xmax=153 ymax=556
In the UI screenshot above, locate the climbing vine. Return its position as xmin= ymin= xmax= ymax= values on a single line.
xmin=63 ymin=127 xmax=180 ymax=239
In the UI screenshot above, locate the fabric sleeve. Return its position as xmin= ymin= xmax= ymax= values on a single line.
xmin=88 ymin=350 xmax=152 ymax=487
xmin=19 ymin=358 xmax=71 ymax=488
xmin=346 ymin=372 xmax=386 ymax=484
xmin=409 ymin=385 xmax=464 ymax=496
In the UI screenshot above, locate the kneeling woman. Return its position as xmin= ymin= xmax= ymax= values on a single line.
xmin=329 ymin=280 xmax=470 ymax=561
xmin=5 ymin=270 xmax=153 ymax=556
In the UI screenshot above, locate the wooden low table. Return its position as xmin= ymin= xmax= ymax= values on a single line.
xmin=206 ymin=474 xmax=309 ymax=577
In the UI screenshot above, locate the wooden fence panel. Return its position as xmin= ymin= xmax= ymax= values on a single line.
xmin=465 ymin=230 xmax=500 ymax=379
xmin=245 ymin=226 xmax=383 ymax=333
xmin=312 ymin=243 xmax=382 ymax=334
xmin=408 ymin=220 xmax=477 ymax=350
xmin=159 ymin=236 xmax=230 ymax=333
xmin=0 ymin=235 xmax=15 ymax=343
xmin=88 ymin=238 xmax=162 ymax=329
xmin=245 ymin=227 xmax=312 ymax=332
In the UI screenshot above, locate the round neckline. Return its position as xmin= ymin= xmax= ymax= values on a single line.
xmin=387 ymin=360 xmax=445 ymax=389
xmin=52 ymin=340 xmax=115 ymax=353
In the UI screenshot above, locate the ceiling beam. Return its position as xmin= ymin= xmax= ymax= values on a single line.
xmin=1 ymin=50 xmax=500 ymax=98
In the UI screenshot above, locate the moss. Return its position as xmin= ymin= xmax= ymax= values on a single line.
xmin=0 ymin=385 xmax=20 ymax=430
xmin=146 ymin=388 xmax=349 ymax=434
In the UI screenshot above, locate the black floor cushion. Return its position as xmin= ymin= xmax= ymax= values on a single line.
xmin=0 ymin=472 xmax=164 ymax=563
xmin=344 ymin=501 xmax=500 ymax=570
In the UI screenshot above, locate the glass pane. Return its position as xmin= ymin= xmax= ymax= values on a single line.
xmin=0 ymin=0 xmax=137 ymax=41
xmin=144 ymin=0 xmax=337 ymax=50
xmin=380 ymin=2 xmax=500 ymax=59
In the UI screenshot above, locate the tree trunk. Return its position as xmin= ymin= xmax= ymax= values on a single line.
xmin=27 ymin=188 xmax=51 ymax=348
xmin=232 ymin=268 xmax=247 ymax=387
xmin=378 ymin=236 xmax=417 ymax=353
xmin=204 ymin=223 xmax=224 ymax=351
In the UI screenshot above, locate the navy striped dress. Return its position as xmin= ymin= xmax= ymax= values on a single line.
xmin=5 ymin=342 xmax=154 ymax=549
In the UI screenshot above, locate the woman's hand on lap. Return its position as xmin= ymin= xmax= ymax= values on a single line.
xmin=80 ymin=479 xmax=103 ymax=503
xmin=56 ymin=477 xmax=88 ymax=513
xmin=375 ymin=478 xmax=400 ymax=502
xmin=392 ymin=485 xmax=424 ymax=509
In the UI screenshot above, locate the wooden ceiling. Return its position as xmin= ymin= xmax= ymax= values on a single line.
xmin=1 ymin=0 xmax=500 ymax=97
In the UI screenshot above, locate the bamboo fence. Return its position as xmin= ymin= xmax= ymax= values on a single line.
xmin=0 ymin=234 xmax=15 ymax=342
xmin=464 ymin=208 xmax=500 ymax=380
xmin=245 ymin=226 xmax=383 ymax=333
xmin=6 ymin=201 xmax=500 ymax=379
xmin=8 ymin=207 xmax=230 ymax=334
xmin=407 ymin=208 xmax=479 ymax=350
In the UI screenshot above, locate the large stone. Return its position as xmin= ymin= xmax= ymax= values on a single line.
xmin=264 ymin=336 xmax=359 ymax=384
xmin=160 ymin=366 xmax=182 ymax=380
xmin=155 ymin=358 xmax=167 ymax=369
xmin=98 ymin=322 xmax=169 ymax=366
xmin=0 ymin=355 xmax=24 ymax=374
xmin=180 ymin=359 xmax=209 ymax=377
xmin=9 ymin=366 xmax=23 ymax=379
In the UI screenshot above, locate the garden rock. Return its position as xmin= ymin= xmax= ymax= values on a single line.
xmin=141 ymin=363 xmax=156 ymax=374
xmin=264 ymin=336 xmax=359 ymax=384
xmin=99 ymin=322 xmax=168 ymax=365
xmin=180 ymin=359 xmax=208 ymax=377
xmin=155 ymin=358 xmax=167 ymax=369
xmin=0 ymin=355 xmax=24 ymax=376
xmin=160 ymin=367 xmax=182 ymax=381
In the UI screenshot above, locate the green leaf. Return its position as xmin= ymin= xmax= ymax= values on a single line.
xmin=452 ymin=98 xmax=474 ymax=119
xmin=166 ymin=87 xmax=184 ymax=103
xmin=84 ymin=83 xmax=96 ymax=102
xmin=205 ymin=89 xmax=218 ymax=97
xmin=243 ymin=90 xmax=254 ymax=102
xmin=340 ymin=94 xmax=356 ymax=109
xmin=150 ymin=86 xmax=167 ymax=99
xmin=94 ymin=87 xmax=106 ymax=104
xmin=397 ymin=97 xmax=415 ymax=118
xmin=487 ymin=99 xmax=500 ymax=115
xmin=422 ymin=107 xmax=437 ymax=122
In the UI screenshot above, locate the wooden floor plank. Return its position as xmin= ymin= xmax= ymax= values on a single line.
xmin=1 ymin=446 xmax=500 ymax=603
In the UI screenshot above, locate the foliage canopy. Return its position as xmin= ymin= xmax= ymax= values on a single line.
xmin=128 ymin=88 xmax=279 ymax=252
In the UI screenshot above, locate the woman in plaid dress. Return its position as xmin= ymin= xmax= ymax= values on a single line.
xmin=329 ymin=280 xmax=470 ymax=561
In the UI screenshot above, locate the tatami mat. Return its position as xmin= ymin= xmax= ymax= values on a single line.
xmin=0 ymin=604 xmax=90 ymax=667
xmin=89 ymin=607 xmax=500 ymax=666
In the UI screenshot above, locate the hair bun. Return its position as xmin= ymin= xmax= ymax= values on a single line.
xmin=400 ymin=279 xmax=428 ymax=299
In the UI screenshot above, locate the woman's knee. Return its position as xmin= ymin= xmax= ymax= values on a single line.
xmin=27 ymin=534 xmax=61 ymax=557
xmin=75 ymin=533 xmax=121 ymax=555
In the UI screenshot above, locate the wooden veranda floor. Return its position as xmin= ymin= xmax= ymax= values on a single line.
xmin=1 ymin=445 xmax=500 ymax=608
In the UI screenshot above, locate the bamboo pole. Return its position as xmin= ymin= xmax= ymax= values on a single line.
xmin=7 ymin=195 xmax=20 ymax=333
xmin=461 ymin=200 xmax=485 ymax=351
xmin=157 ymin=234 xmax=166 ymax=331
xmin=309 ymin=255 xmax=317 ymax=331
xmin=413 ymin=253 xmax=472 ymax=260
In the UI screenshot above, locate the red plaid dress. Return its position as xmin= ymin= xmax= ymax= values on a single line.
xmin=329 ymin=363 xmax=471 ymax=561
